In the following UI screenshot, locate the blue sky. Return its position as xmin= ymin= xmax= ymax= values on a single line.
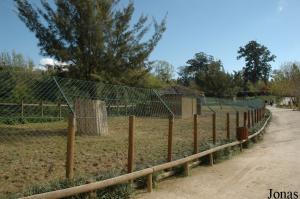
xmin=0 ymin=0 xmax=300 ymax=74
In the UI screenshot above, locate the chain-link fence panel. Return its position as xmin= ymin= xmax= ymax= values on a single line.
xmin=0 ymin=71 xmax=68 ymax=197
xmin=54 ymin=77 xmax=173 ymax=179
xmin=0 ymin=71 xmax=266 ymax=197
xmin=135 ymin=117 xmax=169 ymax=170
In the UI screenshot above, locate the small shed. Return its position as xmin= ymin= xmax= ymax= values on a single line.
xmin=160 ymin=86 xmax=204 ymax=119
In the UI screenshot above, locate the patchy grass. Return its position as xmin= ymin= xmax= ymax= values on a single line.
xmin=4 ymin=170 xmax=132 ymax=199
xmin=0 ymin=112 xmax=241 ymax=197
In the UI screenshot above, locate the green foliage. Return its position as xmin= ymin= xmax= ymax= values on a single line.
xmin=0 ymin=71 xmax=61 ymax=103
xmin=270 ymin=62 xmax=300 ymax=98
xmin=0 ymin=117 xmax=62 ymax=125
xmin=15 ymin=0 xmax=166 ymax=86
xmin=0 ymin=50 xmax=35 ymax=71
xmin=237 ymin=40 xmax=276 ymax=84
xmin=24 ymin=178 xmax=91 ymax=199
xmin=249 ymin=109 xmax=271 ymax=134
xmin=246 ymin=80 xmax=270 ymax=93
xmin=150 ymin=60 xmax=175 ymax=83
xmin=6 ymin=171 xmax=132 ymax=199
xmin=94 ymin=171 xmax=132 ymax=199
xmin=178 ymin=52 xmax=235 ymax=97
xmin=213 ymin=147 xmax=232 ymax=163
xmin=131 ymin=72 xmax=169 ymax=89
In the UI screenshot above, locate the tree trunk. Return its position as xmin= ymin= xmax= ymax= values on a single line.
xmin=75 ymin=98 xmax=108 ymax=135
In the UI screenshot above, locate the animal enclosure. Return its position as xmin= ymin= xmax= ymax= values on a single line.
xmin=0 ymin=71 xmax=265 ymax=197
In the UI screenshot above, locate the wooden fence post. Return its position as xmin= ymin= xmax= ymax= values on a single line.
xmin=66 ymin=114 xmax=76 ymax=179
xmin=21 ymin=99 xmax=24 ymax=118
xmin=260 ymin=108 xmax=262 ymax=120
xmin=243 ymin=112 xmax=247 ymax=127
xmin=193 ymin=114 xmax=198 ymax=154
xmin=41 ymin=101 xmax=44 ymax=117
xmin=212 ymin=113 xmax=216 ymax=145
xmin=147 ymin=173 xmax=153 ymax=192
xmin=236 ymin=111 xmax=239 ymax=128
xmin=226 ymin=112 xmax=230 ymax=140
xmin=209 ymin=153 xmax=214 ymax=166
xmin=128 ymin=115 xmax=135 ymax=173
xmin=247 ymin=110 xmax=250 ymax=128
xmin=254 ymin=109 xmax=257 ymax=124
xmin=259 ymin=108 xmax=262 ymax=121
xmin=259 ymin=108 xmax=261 ymax=121
xmin=58 ymin=102 xmax=62 ymax=120
xmin=184 ymin=162 xmax=190 ymax=176
xmin=251 ymin=110 xmax=254 ymax=127
xmin=168 ymin=115 xmax=174 ymax=162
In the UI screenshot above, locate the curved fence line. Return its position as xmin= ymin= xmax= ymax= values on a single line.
xmin=22 ymin=110 xmax=271 ymax=199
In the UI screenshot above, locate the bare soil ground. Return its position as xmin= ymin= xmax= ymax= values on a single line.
xmin=135 ymin=107 xmax=300 ymax=199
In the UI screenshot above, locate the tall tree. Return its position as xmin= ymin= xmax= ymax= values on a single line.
xmin=178 ymin=52 xmax=233 ymax=97
xmin=178 ymin=52 xmax=214 ymax=86
xmin=271 ymin=62 xmax=300 ymax=97
xmin=15 ymin=0 xmax=166 ymax=85
xmin=237 ymin=40 xmax=276 ymax=85
xmin=0 ymin=50 xmax=35 ymax=71
xmin=150 ymin=60 xmax=174 ymax=83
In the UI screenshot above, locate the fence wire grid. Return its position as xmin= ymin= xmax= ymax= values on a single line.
xmin=0 ymin=71 xmax=265 ymax=197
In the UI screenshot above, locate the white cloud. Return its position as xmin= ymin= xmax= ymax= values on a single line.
xmin=39 ymin=58 xmax=67 ymax=69
xmin=40 ymin=58 xmax=56 ymax=66
xmin=38 ymin=58 xmax=68 ymax=71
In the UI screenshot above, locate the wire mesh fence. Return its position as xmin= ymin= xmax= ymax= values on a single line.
xmin=0 ymin=71 xmax=68 ymax=196
xmin=0 ymin=71 xmax=265 ymax=197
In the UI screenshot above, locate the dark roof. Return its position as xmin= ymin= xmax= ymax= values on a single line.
xmin=160 ymin=85 xmax=204 ymax=97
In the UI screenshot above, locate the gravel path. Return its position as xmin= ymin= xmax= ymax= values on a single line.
xmin=135 ymin=107 xmax=300 ymax=199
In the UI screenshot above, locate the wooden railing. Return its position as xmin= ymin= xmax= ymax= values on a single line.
xmin=22 ymin=109 xmax=271 ymax=199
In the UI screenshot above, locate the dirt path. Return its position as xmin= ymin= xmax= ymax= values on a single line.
xmin=135 ymin=107 xmax=300 ymax=199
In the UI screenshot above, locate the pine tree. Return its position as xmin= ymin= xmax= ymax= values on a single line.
xmin=15 ymin=0 xmax=166 ymax=85
xmin=237 ymin=40 xmax=276 ymax=84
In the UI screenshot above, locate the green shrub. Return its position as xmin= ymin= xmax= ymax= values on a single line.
xmin=0 ymin=117 xmax=63 ymax=125
xmin=11 ymin=170 xmax=133 ymax=199
xmin=94 ymin=171 xmax=132 ymax=199
xmin=213 ymin=147 xmax=232 ymax=163
xmin=2 ymin=118 xmax=17 ymax=125
xmin=23 ymin=177 xmax=91 ymax=199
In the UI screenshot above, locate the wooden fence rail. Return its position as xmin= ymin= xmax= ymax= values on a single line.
xmin=23 ymin=107 xmax=270 ymax=199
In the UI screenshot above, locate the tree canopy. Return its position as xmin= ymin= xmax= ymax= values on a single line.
xmin=0 ymin=50 xmax=34 ymax=71
xmin=150 ymin=60 xmax=174 ymax=83
xmin=178 ymin=52 xmax=234 ymax=97
xmin=15 ymin=0 xmax=166 ymax=86
xmin=271 ymin=62 xmax=300 ymax=97
xmin=237 ymin=40 xmax=276 ymax=85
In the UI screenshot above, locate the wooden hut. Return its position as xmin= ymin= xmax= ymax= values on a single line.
xmin=160 ymin=86 xmax=204 ymax=118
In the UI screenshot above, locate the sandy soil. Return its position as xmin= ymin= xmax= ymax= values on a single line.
xmin=136 ymin=107 xmax=300 ymax=199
